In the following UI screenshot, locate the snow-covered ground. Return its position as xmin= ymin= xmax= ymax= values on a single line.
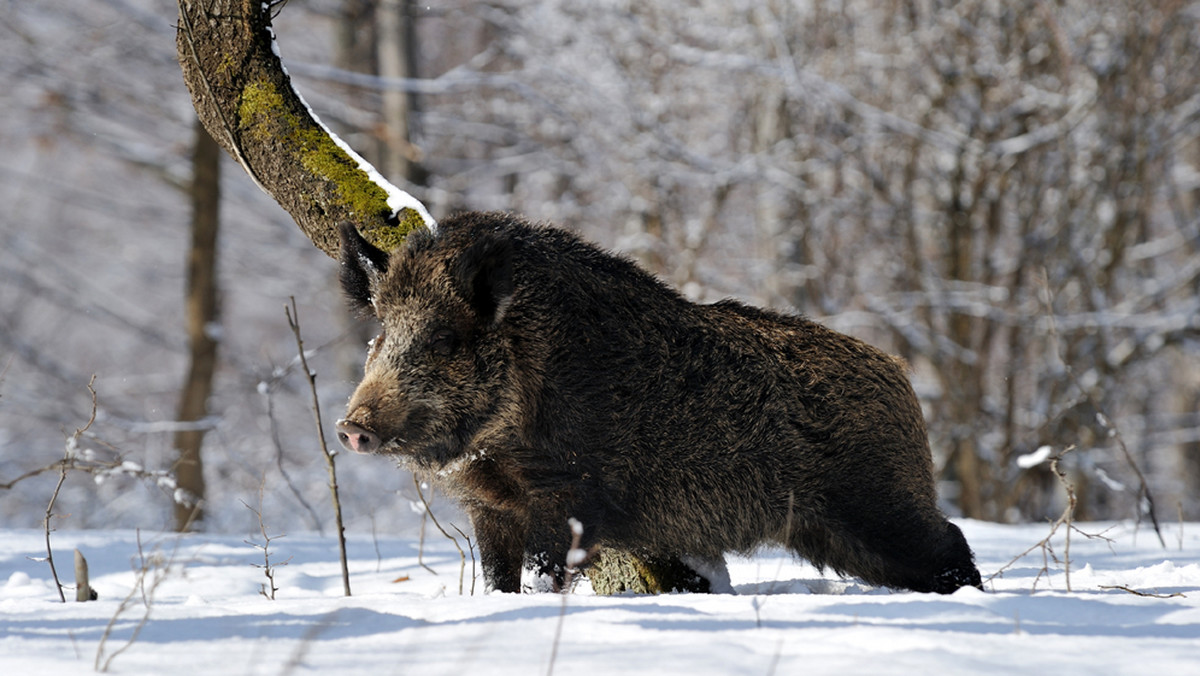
xmin=2 ymin=520 xmax=1198 ymax=675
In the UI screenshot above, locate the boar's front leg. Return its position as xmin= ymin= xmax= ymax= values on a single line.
xmin=520 ymin=495 xmax=607 ymax=593
xmin=521 ymin=519 xmax=573 ymax=593
xmin=470 ymin=507 xmax=526 ymax=593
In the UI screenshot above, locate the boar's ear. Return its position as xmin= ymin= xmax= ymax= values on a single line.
xmin=338 ymin=222 xmax=390 ymax=315
xmin=454 ymin=234 xmax=514 ymax=325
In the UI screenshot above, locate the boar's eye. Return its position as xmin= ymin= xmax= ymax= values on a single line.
xmin=428 ymin=328 xmax=457 ymax=357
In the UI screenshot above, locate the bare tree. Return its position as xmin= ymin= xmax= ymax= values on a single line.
xmin=376 ymin=0 xmax=427 ymax=188
xmin=172 ymin=121 xmax=221 ymax=532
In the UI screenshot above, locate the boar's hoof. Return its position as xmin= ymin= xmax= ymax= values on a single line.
xmin=335 ymin=419 xmax=380 ymax=454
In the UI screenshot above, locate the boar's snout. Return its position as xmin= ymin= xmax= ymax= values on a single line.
xmin=335 ymin=418 xmax=380 ymax=455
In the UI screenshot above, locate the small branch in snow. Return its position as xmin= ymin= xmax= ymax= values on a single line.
xmin=259 ymin=375 xmax=326 ymax=534
xmin=1098 ymin=585 xmax=1186 ymax=599
xmin=1094 ymin=410 xmax=1166 ymax=548
xmin=451 ymin=523 xmax=478 ymax=596
xmin=243 ymin=480 xmax=291 ymax=601
xmin=285 ymin=298 xmax=351 ymax=596
xmin=1050 ymin=449 xmax=1078 ymax=593
xmin=990 ymin=445 xmax=1116 ymax=592
xmin=413 ymin=474 xmax=468 ymax=595
xmin=44 ymin=455 xmax=69 ymax=604
xmin=409 ymin=480 xmax=437 ymax=576
xmin=44 ymin=376 xmax=100 ymax=602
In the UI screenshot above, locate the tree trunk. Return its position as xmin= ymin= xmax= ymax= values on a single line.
xmin=173 ymin=120 xmax=220 ymax=532
xmin=376 ymin=0 xmax=427 ymax=187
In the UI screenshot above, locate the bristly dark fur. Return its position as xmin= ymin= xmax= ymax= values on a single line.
xmin=337 ymin=211 xmax=983 ymax=594
xmin=453 ymin=234 xmax=514 ymax=325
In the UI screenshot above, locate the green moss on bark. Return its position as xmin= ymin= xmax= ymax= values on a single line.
xmin=237 ymin=80 xmax=421 ymax=250
xmin=586 ymin=549 xmax=712 ymax=595
xmin=373 ymin=206 xmax=428 ymax=251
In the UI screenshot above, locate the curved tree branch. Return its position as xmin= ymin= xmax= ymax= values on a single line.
xmin=175 ymin=0 xmax=433 ymax=256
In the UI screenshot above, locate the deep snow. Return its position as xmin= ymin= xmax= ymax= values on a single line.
xmin=2 ymin=520 xmax=1198 ymax=675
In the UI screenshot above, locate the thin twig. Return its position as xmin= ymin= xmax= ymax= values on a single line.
xmin=1049 ymin=451 xmax=1077 ymax=592
xmin=413 ymin=475 xmax=466 ymax=594
xmin=243 ymin=479 xmax=290 ymax=600
xmin=1097 ymin=410 xmax=1166 ymax=547
xmin=413 ymin=477 xmax=435 ymax=576
xmin=369 ymin=511 xmax=383 ymax=573
xmin=44 ymin=376 xmax=101 ymax=602
xmin=0 ymin=460 xmax=69 ymax=491
xmin=451 ymin=524 xmax=478 ymax=596
xmin=285 ymin=298 xmax=351 ymax=597
xmin=1098 ymin=585 xmax=1186 ymax=599
xmin=986 ymin=445 xmax=1117 ymax=592
xmin=44 ymin=463 xmax=68 ymax=603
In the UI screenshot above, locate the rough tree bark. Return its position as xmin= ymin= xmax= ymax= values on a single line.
xmin=174 ymin=0 xmax=700 ymax=594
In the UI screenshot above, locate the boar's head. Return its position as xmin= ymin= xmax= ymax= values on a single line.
xmin=334 ymin=221 xmax=516 ymax=469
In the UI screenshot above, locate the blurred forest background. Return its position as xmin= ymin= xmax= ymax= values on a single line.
xmin=1 ymin=0 xmax=1197 ymax=539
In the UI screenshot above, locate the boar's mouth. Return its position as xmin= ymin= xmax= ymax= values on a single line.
xmin=334 ymin=406 xmax=442 ymax=458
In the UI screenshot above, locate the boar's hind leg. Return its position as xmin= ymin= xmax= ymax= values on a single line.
xmin=872 ymin=519 xmax=982 ymax=594
xmin=924 ymin=521 xmax=983 ymax=593
xmin=787 ymin=517 xmax=981 ymax=594
xmin=470 ymin=507 xmax=526 ymax=593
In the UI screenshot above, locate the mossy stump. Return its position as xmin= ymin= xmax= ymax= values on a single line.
xmin=586 ymin=549 xmax=711 ymax=595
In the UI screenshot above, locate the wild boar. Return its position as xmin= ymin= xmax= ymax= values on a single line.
xmin=335 ymin=212 xmax=982 ymax=594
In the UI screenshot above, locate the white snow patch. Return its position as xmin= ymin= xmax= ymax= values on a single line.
xmin=1017 ymin=445 xmax=1054 ymax=468
xmin=520 ymin=564 xmax=557 ymax=593
xmin=0 ymin=522 xmax=1197 ymax=675
xmin=681 ymin=554 xmax=735 ymax=594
